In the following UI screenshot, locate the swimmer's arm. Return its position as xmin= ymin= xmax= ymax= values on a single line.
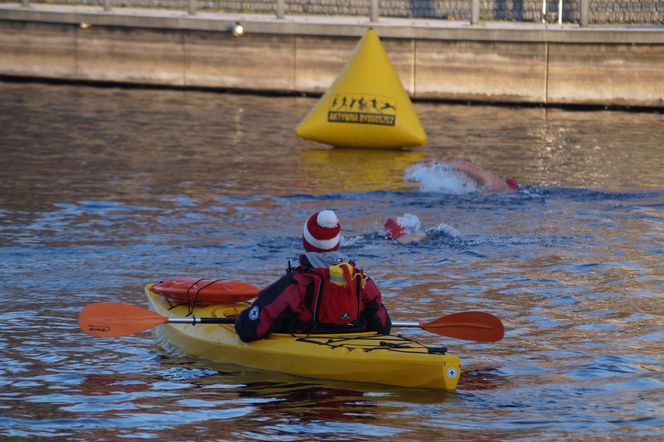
xmin=442 ymin=160 xmax=513 ymax=193
xmin=396 ymin=232 xmax=427 ymax=244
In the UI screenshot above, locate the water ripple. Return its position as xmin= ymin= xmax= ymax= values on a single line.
xmin=1 ymin=81 xmax=663 ymax=440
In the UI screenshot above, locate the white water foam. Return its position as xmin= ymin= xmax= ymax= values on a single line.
xmin=430 ymin=222 xmax=461 ymax=238
xmin=404 ymin=162 xmax=481 ymax=194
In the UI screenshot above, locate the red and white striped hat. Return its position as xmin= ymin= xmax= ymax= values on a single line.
xmin=302 ymin=210 xmax=341 ymax=252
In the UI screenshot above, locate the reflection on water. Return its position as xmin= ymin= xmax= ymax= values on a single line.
xmin=0 ymin=81 xmax=663 ymax=439
xmin=299 ymin=147 xmax=426 ymax=192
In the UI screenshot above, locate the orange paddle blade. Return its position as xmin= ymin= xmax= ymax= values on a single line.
xmin=79 ymin=302 xmax=167 ymax=338
xmin=419 ymin=311 xmax=505 ymax=342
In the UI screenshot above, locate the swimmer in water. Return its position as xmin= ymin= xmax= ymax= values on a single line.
xmin=384 ymin=214 xmax=460 ymax=244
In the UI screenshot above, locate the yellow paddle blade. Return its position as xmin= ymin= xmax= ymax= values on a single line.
xmin=79 ymin=302 xmax=167 ymax=338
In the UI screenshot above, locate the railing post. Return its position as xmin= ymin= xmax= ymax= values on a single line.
xmin=277 ymin=0 xmax=285 ymax=19
xmin=103 ymin=0 xmax=111 ymax=12
xmin=188 ymin=0 xmax=196 ymax=15
xmin=580 ymin=0 xmax=589 ymax=27
xmin=21 ymin=0 xmax=30 ymax=8
xmin=558 ymin=0 xmax=563 ymax=24
xmin=370 ymin=0 xmax=379 ymax=22
xmin=470 ymin=0 xmax=480 ymax=24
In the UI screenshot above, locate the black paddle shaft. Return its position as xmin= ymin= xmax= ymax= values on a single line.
xmin=168 ymin=317 xmax=236 ymax=325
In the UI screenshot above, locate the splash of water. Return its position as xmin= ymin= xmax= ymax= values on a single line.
xmin=404 ymin=163 xmax=481 ymax=194
xmin=429 ymin=222 xmax=461 ymax=238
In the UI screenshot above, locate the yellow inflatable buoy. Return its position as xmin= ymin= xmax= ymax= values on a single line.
xmin=296 ymin=29 xmax=427 ymax=149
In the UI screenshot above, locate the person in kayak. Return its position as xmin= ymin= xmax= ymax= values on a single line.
xmin=235 ymin=210 xmax=392 ymax=342
xmin=441 ymin=159 xmax=519 ymax=193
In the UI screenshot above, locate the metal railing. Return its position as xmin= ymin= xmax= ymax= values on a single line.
xmin=15 ymin=0 xmax=594 ymax=27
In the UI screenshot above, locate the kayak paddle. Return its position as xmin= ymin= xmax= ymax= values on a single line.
xmin=79 ymin=302 xmax=503 ymax=342
xmin=392 ymin=311 xmax=504 ymax=342
xmin=78 ymin=302 xmax=236 ymax=338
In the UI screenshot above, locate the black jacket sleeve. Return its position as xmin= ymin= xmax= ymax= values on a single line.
xmin=234 ymin=272 xmax=298 ymax=342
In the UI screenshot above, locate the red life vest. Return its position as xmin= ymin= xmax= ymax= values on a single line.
xmin=295 ymin=262 xmax=367 ymax=330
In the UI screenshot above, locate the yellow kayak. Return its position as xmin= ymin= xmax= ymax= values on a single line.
xmin=145 ymin=284 xmax=461 ymax=391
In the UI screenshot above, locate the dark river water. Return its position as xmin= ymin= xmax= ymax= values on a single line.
xmin=1 ymin=81 xmax=663 ymax=440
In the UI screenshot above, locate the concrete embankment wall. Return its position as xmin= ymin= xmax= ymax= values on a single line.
xmin=1 ymin=5 xmax=663 ymax=107
xmin=15 ymin=0 xmax=664 ymax=24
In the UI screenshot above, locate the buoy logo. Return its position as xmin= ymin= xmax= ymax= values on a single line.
xmin=327 ymin=94 xmax=397 ymax=127
xmin=447 ymin=367 xmax=458 ymax=379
